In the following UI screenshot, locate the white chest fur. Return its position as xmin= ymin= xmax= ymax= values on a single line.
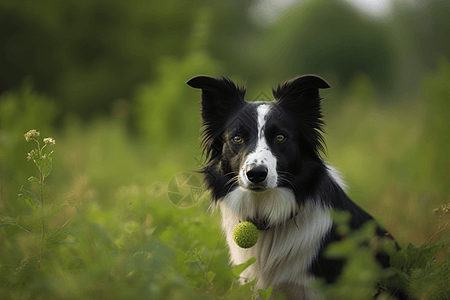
xmin=219 ymin=187 xmax=333 ymax=296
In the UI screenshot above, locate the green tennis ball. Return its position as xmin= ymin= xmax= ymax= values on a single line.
xmin=233 ymin=221 xmax=259 ymax=249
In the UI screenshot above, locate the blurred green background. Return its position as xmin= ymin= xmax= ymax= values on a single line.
xmin=1 ymin=0 xmax=449 ymax=299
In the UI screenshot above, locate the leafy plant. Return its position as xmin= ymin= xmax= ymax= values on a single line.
xmin=314 ymin=209 xmax=450 ymax=299
xmin=186 ymin=248 xmax=258 ymax=299
xmin=257 ymin=285 xmax=274 ymax=300
xmin=18 ymin=129 xmax=65 ymax=270
xmin=386 ymin=203 xmax=450 ymax=299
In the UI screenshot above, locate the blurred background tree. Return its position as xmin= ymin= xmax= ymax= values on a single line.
xmin=0 ymin=0 xmax=257 ymax=120
xmin=1 ymin=0 xmax=449 ymax=120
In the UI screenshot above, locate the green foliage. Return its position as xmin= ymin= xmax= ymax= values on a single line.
xmin=18 ymin=185 xmax=40 ymax=211
xmin=314 ymin=210 xmax=450 ymax=299
xmin=257 ymin=285 xmax=273 ymax=300
xmin=231 ymin=257 xmax=256 ymax=278
xmin=0 ymin=216 xmax=19 ymax=228
xmin=0 ymin=83 xmax=57 ymax=210
xmin=135 ymin=51 xmax=220 ymax=147
xmin=17 ymin=130 xmax=58 ymax=270
xmin=419 ymin=60 xmax=450 ymax=197
xmin=135 ymin=6 xmax=221 ymax=149
xmin=0 ymin=0 xmax=258 ymax=119
xmin=0 ymin=83 xmax=57 ymax=138
xmin=314 ymin=211 xmax=386 ymax=299
xmin=0 ymin=0 xmax=216 ymax=118
xmin=389 ymin=242 xmax=450 ymax=298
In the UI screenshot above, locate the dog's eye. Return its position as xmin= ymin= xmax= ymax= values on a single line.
xmin=276 ymin=134 xmax=285 ymax=142
xmin=232 ymin=136 xmax=243 ymax=144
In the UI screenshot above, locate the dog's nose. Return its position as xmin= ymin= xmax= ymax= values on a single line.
xmin=247 ymin=165 xmax=268 ymax=184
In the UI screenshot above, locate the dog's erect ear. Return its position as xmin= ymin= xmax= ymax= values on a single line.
xmin=187 ymin=75 xmax=246 ymax=103
xmin=186 ymin=75 xmax=225 ymax=90
xmin=272 ymin=75 xmax=330 ymax=100
xmin=186 ymin=75 xmax=246 ymax=121
xmin=273 ymin=75 xmax=330 ymax=156
xmin=187 ymin=75 xmax=246 ymax=157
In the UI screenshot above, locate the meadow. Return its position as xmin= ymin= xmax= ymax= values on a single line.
xmin=1 ymin=57 xmax=449 ymax=299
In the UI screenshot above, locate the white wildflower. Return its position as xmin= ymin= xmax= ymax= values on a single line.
xmin=43 ymin=137 xmax=56 ymax=145
xmin=24 ymin=130 xmax=40 ymax=142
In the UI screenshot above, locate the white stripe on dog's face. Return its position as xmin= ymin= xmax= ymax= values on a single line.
xmin=239 ymin=104 xmax=278 ymax=189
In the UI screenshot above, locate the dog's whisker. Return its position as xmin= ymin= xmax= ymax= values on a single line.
xmin=226 ymin=175 xmax=239 ymax=186
xmin=278 ymin=174 xmax=299 ymax=193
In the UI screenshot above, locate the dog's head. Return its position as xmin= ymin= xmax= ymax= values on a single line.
xmin=187 ymin=75 xmax=330 ymax=203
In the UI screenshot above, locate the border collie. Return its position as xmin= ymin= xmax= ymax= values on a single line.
xmin=187 ymin=75 xmax=402 ymax=299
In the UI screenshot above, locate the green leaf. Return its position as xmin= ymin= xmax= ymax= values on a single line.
xmin=40 ymin=152 xmax=53 ymax=179
xmin=232 ymin=256 xmax=256 ymax=277
xmin=46 ymin=228 xmax=68 ymax=244
xmin=206 ymin=270 xmax=216 ymax=282
xmin=257 ymin=286 xmax=273 ymax=300
xmin=386 ymin=241 xmax=447 ymax=294
xmin=18 ymin=185 xmax=39 ymax=210
xmin=185 ymin=248 xmax=202 ymax=263
xmin=391 ymin=242 xmax=444 ymax=271
xmin=325 ymin=220 xmax=377 ymax=259
xmin=11 ymin=258 xmax=32 ymax=282
xmin=325 ymin=239 xmax=358 ymax=259
xmin=137 ymin=240 xmax=174 ymax=272
xmin=90 ymin=223 xmax=117 ymax=251
xmin=28 ymin=176 xmax=42 ymax=189
xmin=0 ymin=215 xmax=18 ymax=227
xmin=330 ymin=210 xmax=351 ymax=236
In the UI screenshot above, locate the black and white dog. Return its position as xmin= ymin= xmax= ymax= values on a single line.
xmin=187 ymin=75 xmax=402 ymax=299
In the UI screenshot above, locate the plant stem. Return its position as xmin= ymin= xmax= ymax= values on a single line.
xmin=38 ymin=158 xmax=45 ymax=270
xmin=426 ymin=220 xmax=450 ymax=245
